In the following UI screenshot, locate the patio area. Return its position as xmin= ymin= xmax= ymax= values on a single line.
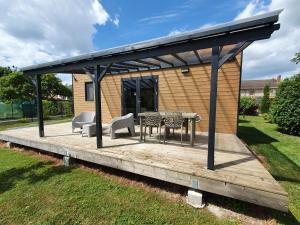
xmin=0 ymin=122 xmax=288 ymax=212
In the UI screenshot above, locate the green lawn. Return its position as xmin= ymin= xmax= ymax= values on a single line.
xmin=0 ymin=116 xmax=72 ymax=131
xmin=0 ymin=148 xmax=237 ymax=225
xmin=238 ymin=116 xmax=300 ymax=224
xmin=0 ymin=116 xmax=299 ymax=224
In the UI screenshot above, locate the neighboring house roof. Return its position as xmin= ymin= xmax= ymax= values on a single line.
xmin=241 ymin=76 xmax=281 ymax=90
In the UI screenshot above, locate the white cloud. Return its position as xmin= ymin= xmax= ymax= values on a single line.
xmin=111 ymin=14 xmax=120 ymax=27
xmin=168 ymin=29 xmax=185 ymax=36
xmin=0 ymin=0 xmax=110 ymax=68
xmin=236 ymin=0 xmax=300 ymax=79
xmin=139 ymin=13 xmax=179 ymax=24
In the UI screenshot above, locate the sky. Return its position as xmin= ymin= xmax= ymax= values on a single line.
xmin=0 ymin=0 xmax=299 ymax=84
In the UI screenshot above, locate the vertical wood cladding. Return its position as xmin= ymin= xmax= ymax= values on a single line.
xmin=73 ymin=56 xmax=241 ymax=134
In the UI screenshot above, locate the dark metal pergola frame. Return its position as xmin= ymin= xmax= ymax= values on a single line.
xmin=21 ymin=10 xmax=281 ymax=170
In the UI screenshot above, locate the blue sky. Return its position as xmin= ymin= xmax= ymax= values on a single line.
xmin=0 ymin=0 xmax=299 ymax=84
xmin=93 ymin=0 xmax=252 ymax=50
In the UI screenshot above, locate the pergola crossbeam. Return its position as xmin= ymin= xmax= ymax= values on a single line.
xmin=118 ymin=62 xmax=149 ymax=70
xmin=134 ymin=59 xmax=161 ymax=68
xmin=112 ymin=63 xmax=140 ymax=71
xmin=218 ymin=41 xmax=252 ymax=68
xmin=193 ymin=50 xmax=203 ymax=63
xmin=172 ymin=53 xmax=187 ymax=65
xmin=152 ymin=56 xmax=174 ymax=66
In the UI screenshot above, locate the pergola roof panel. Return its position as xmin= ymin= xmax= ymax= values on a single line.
xmin=21 ymin=10 xmax=282 ymax=75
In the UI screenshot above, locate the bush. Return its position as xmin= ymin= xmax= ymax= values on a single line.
xmin=262 ymin=113 xmax=273 ymax=123
xmin=42 ymin=100 xmax=51 ymax=119
xmin=271 ymin=74 xmax=300 ymax=136
xmin=239 ymin=96 xmax=258 ymax=115
xmin=260 ymin=84 xmax=271 ymax=113
xmin=65 ymin=101 xmax=73 ymax=117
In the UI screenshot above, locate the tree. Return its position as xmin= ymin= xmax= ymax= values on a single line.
xmin=291 ymin=52 xmax=300 ymax=64
xmin=0 ymin=71 xmax=35 ymax=103
xmin=0 ymin=70 xmax=72 ymax=103
xmin=0 ymin=66 xmax=12 ymax=77
xmin=271 ymin=74 xmax=300 ymax=135
xmin=41 ymin=74 xmax=72 ymax=100
xmin=260 ymin=84 xmax=271 ymax=113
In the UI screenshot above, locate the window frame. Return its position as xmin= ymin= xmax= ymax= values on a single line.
xmin=85 ymin=82 xmax=94 ymax=101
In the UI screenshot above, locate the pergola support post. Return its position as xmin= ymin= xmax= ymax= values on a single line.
xmin=93 ymin=64 xmax=112 ymax=148
xmin=207 ymin=46 xmax=220 ymax=170
xmin=94 ymin=65 xmax=103 ymax=148
xmin=36 ymin=74 xmax=44 ymax=137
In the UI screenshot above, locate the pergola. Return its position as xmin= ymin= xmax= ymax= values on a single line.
xmin=21 ymin=10 xmax=281 ymax=170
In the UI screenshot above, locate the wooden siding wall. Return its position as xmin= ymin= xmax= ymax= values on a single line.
xmin=73 ymin=56 xmax=241 ymax=134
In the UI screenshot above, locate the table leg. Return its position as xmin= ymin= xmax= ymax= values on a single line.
xmin=191 ymin=118 xmax=196 ymax=147
xmin=139 ymin=116 xmax=143 ymax=141
xmin=166 ymin=127 xmax=170 ymax=137
xmin=185 ymin=119 xmax=188 ymax=140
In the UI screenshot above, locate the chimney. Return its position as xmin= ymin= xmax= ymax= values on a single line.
xmin=277 ymin=75 xmax=281 ymax=82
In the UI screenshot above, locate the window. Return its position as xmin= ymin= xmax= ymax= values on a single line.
xmin=249 ymin=89 xmax=255 ymax=96
xmin=85 ymin=82 xmax=94 ymax=101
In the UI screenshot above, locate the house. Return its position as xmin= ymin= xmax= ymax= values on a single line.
xmin=73 ymin=54 xmax=241 ymax=135
xmin=0 ymin=10 xmax=289 ymax=212
xmin=241 ymin=75 xmax=281 ymax=100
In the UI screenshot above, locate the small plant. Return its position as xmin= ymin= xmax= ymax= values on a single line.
xmin=271 ymin=74 xmax=300 ymax=135
xmin=19 ymin=118 xmax=29 ymax=123
xmin=239 ymin=96 xmax=258 ymax=116
xmin=262 ymin=113 xmax=273 ymax=123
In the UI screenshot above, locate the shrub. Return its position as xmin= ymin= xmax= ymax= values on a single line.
xmin=260 ymin=84 xmax=271 ymax=113
xmin=19 ymin=117 xmax=30 ymax=123
xmin=65 ymin=101 xmax=73 ymax=117
xmin=262 ymin=113 xmax=273 ymax=123
xmin=42 ymin=100 xmax=51 ymax=119
xmin=239 ymin=96 xmax=258 ymax=115
xmin=271 ymin=74 xmax=300 ymax=136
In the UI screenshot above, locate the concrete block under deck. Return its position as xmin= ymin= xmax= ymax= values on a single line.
xmin=0 ymin=123 xmax=288 ymax=212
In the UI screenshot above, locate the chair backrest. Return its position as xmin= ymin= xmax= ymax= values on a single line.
xmin=79 ymin=111 xmax=95 ymax=123
xmin=144 ymin=112 xmax=162 ymax=127
xmin=121 ymin=113 xmax=134 ymax=120
xmin=164 ymin=112 xmax=184 ymax=128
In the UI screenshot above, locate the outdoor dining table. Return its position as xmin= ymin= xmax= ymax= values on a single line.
xmin=138 ymin=112 xmax=198 ymax=146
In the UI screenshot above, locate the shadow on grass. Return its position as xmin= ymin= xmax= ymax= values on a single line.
xmin=237 ymin=125 xmax=300 ymax=224
xmin=0 ymin=161 xmax=73 ymax=194
xmin=238 ymin=126 xmax=300 ymax=184
xmin=238 ymin=118 xmax=250 ymax=123
xmin=206 ymin=193 xmax=299 ymax=225
xmin=238 ymin=126 xmax=278 ymax=144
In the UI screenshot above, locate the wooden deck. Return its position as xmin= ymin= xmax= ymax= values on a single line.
xmin=0 ymin=123 xmax=288 ymax=212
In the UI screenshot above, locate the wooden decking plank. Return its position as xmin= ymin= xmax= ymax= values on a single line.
xmin=0 ymin=123 xmax=288 ymax=212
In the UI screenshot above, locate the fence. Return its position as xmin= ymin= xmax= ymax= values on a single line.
xmin=0 ymin=100 xmax=73 ymax=120
xmin=0 ymin=101 xmax=36 ymax=120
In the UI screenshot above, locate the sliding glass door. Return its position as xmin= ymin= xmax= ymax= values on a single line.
xmin=121 ymin=75 xmax=158 ymax=120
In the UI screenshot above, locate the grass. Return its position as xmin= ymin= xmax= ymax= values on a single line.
xmin=0 ymin=116 xmax=72 ymax=131
xmin=238 ymin=116 xmax=300 ymax=224
xmin=0 ymin=148 xmax=237 ymax=225
xmin=0 ymin=115 xmax=299 ymax=224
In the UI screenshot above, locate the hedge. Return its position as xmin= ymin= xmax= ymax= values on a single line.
xmin=271 ymin=74 xmax=300 ymax=135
